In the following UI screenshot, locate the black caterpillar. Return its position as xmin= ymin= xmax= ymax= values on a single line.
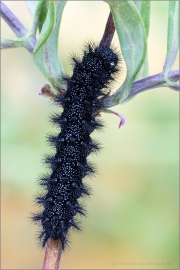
xmin=32 ymin=44 xmax=119 ymax=249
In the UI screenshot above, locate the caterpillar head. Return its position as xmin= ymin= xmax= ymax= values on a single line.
xmin=96 ymin=46 xmax=119 ymax=73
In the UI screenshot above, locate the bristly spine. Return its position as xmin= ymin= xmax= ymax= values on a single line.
xmin=32 ymin=43 xmax=119 ymax=250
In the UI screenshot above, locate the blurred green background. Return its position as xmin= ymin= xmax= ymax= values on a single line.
xmin=1 ymin=1 xmax=179 ymax=269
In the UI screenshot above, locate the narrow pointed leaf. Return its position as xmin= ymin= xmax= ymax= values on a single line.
xmin=106 ymin=1 xmax=147 ymax=103
xmin=134 ymin=0 xmax=150 ymax=80
xmin=38 ymin=1 xmax=49 ymax=33
xmin=33 ymin=2 xmax=55 ymax=54
xmin=33 ymin=1 xmax=67 ymax=92
xmin=134 ymin=0 xmax=150 ymax=36
xmin=163 ymin=1 xmax=179 ymax=87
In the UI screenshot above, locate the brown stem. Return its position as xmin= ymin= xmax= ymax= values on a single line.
xmin=42 ymin=238 xmax=62 ymax=270
xmin=99 ymin=12 xmax=115 ymax=48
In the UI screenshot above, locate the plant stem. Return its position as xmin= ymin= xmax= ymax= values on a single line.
xmin=99 ymin=12 xmax=115 ymax=47
xmin=1 ymin=1 xmax=28 ymax=37
xmin=128 ymin=69 xmax=180 ymax=97
xmin=104 ymin=69 xmax=180 ymax=106
xmin=42 ymin=238 xmax=62 ymax=270
xmin=0 ymin=1 xmax=37 ymax=53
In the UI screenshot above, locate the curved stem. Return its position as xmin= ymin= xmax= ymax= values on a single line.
xmin=99 ymin=12 xmax=115 ymax=48
xmin=128 ymin=69 xmax=180 ymax=97
xmin=104 ymin=69 xmax=180 ymax=107
xmin=0 ymin=1 xmax=37 ymax=53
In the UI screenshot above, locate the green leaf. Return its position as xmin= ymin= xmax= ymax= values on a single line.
xmin=33 ymin=1 xmax=55 ymax=54
xmin=28 ymin=1 xmax=44 ymax=37
xmin=25 ymin=1 xmax=48 ymax=33
xmin=134 ymin=0 xmax=150 ymax=80
xmin=33 ymin=1 xmax=67 ymax=91
xmin=106 ymin=1 xmax=147 ymax=103
xmin=37 ymin=1 xmax=49 ymax=33
xmin=163 ymin=1 xmax=179 ymax=87
xmin=134 ymin=0 xmax=150 ymax=36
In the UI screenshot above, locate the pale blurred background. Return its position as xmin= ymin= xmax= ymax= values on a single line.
xmin=1 ymin=1 xmax=179 ymax=269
